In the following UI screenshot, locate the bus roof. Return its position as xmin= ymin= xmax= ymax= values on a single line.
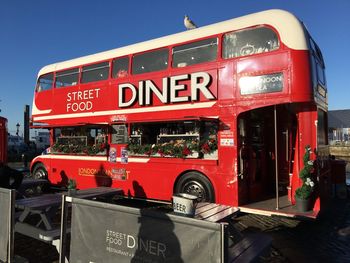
xmin=38 ymin=9 xmax=308 ymax=77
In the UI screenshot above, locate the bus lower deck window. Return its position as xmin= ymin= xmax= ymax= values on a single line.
xmin=52 ymin=126 xmax=108 ymax=155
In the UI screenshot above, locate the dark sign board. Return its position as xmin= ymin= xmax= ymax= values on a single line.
xmin=70 ymin=198 xmax=223 ymax=263
xmin=240 ymin=73 xmax=283 ymax=95
xmin=111 ymin=124 xmax=128 ymax=144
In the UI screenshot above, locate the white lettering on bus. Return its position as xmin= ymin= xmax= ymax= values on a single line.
xmin=262 ymin=75 xmax=282 ymax=83
xmin=118 ymin=72 xmax=215 ymax=108
xmin=191 ymin=72 xmax=212 ymax=100
xmin=170 ymin=74 xmax=189 ymax=103
xmin=66 ymin=88 xmax=100 ymax=112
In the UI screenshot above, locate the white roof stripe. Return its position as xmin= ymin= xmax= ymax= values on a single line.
xmin=32 ymin=101 xmax=217 ymax=121
xmin=38 ymin=9 xmax=308 ymax=77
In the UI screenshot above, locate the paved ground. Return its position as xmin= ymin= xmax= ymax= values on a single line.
xmin=14 ymin=234 xmax=59 ymax=263
xmin=234 ymin=197 xmax=350 ymax=262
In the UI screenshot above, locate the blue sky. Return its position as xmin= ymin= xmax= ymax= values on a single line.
xmin=0 ymin=0 xmax=349 ymax=135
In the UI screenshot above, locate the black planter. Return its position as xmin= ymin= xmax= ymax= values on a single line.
xmin=295 ymin=197 xmax=311 ymax=212
xmin=68 ymin=188 xmax=77 ymax=196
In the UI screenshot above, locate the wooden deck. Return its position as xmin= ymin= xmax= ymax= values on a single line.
xmin=239 ymin=195 xmax=318 ymax=219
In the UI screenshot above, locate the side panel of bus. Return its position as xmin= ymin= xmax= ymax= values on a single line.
xmin=34 ymin=154 xmax=227 ymax=201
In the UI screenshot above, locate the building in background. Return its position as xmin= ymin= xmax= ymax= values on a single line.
xmin=8 ymin=134 xmax=27 ymax=154
xmin=328 ymin=109 xmax=350 ymax=144
xmin=33 ymin=131 xmax=50 ymax=152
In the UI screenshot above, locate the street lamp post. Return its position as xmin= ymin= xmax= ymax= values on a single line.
xmin=16 ymin=123 xmax=20 ymax=136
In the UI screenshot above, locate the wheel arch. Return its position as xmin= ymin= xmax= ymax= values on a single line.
xmin=30 ymin=160 xmax=45 ymax=174
xmin=173 ymin=169 xmax=216 ymax=202
xmin=30 ymin=160 xmax=49 ymax=180
xmin=30 ymin=155 xmax=51 ymax=173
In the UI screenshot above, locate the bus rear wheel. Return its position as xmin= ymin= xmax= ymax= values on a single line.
xmin=32 ymin=163 xmax=48 ymax=180
xmin=175 ymin=172 xmax=215 ymax=202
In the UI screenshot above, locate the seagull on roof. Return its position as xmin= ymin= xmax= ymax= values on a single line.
xmin=184 ymin=15 xmax=197 ymax=30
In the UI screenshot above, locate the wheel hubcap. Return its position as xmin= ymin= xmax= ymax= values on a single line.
xmin=34 ymin=169 xmax=46 ymax=179
xmin=183 ymin=180 xmax=206 ymax=201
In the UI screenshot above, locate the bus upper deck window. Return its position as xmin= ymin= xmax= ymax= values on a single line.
xmin=310 ymin=38 xmax=326 ymax=86
xmin=223 ymin=27 xmax=279 ymax=59
xmin=36 ymin=73 xmax=54 ymax=92
xmin=172 ymin=38 xmax=218 ymax=68
xmin=81 ymin=61 xmax=110 ymax=83
xmin=55 ymin=68 xmax=79 ymax=88
xmin=132 ymin=48 xmax=168 ymax=75
xmin=112 ymin=57 xmax=129 ymax=78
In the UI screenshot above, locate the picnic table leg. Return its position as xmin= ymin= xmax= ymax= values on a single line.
xmin=37 ymin=212 xmax=53 ymax=231
xmin=36 ymin=206 xmax=58 ymax=230
xmin=18 ymin=208 xmax=30 ymax=223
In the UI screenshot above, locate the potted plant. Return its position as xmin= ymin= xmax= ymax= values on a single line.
xmin=67 ymin=178 xmax=77 ymax=196
xmin=295 ymin=145 xmax=315 ymax=212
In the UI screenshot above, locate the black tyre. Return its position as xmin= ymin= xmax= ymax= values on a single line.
xmin=175 ymin=172 xmax=215 ymax=202
xmin=32 ymin=163 xmax=48 ymax=180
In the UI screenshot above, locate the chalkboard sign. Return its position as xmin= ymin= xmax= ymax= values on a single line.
xmin=111 ymin=125 xmax=128 ymax=144
xmin=57 ymin=136 xmax=87 ymax=146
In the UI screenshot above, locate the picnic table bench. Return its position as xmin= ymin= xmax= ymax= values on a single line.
xmin=228 ymin=232 xmax=272 ymax=262
xmin=14 ymin=187 xmax=123 ymax=251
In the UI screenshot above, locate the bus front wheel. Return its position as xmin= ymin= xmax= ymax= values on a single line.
xmin=32 ymin=163 xmax=48 ymax=180
xmin=175 ymin=172 xmax=215 ymax=202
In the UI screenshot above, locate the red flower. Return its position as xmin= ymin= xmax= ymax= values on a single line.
xmin=158 ymin=150 xmax=165 ymax=157
xmin=201 ymin=143 xmax=210 ymax=153
xmin=182 ymin=147 xmax=191 ymax=156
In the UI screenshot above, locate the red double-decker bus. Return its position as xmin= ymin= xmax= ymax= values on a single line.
xmin=31 ymin=9 xmax=329 ymax=218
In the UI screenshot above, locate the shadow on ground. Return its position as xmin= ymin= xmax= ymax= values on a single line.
xmin=233 ymin=197 xmax=350 ymax=262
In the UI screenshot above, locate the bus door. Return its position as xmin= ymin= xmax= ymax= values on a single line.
xmin=237 ymin=112 xmax=267 ymax=205
xmin=237 ymin=106 xmax=296 ymax=206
